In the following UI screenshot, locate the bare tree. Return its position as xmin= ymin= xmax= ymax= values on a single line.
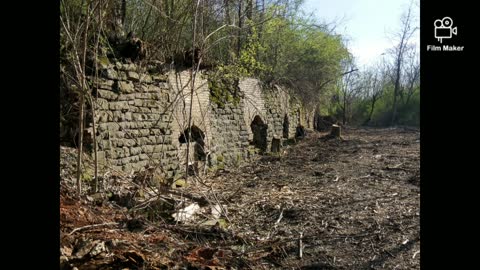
xmin=400 ymin=47 xmax=420 ymax=106
xmin=61 ymin=1 xmax=90 ymax=195
xmin=388 ymin=3 xmax=418 ymax=126
xmin=61 ymin=0 xmax=111 ymax=195
xmin=362 ymin=62 xmax=387 ymax=125
xmin=337 ymin=59 xmax=361 ymax=125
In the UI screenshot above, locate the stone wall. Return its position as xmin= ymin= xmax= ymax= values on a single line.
xmin=241 ymin=80 xmax=303 ymax=151
xmin=85 ymin=61 xmax=306 ymax=179
xmin=208 ymin=101 xmax=251 ymax=169
xmin=91 ymin=62 xmax=182 ymax=179
xmin=167 ymin=71 xmax=212 ymax=174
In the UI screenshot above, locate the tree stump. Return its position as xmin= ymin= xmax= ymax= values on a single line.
xmin=271 ymin=136 xmax=281 ymax=153
xmin=295 ymin=125 xmax=306 ymax=139
xmin=330 ymin=124 xmax=341 ymax=138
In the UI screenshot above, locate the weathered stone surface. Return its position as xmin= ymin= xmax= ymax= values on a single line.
xmin=86 ymin=63 xmax=301 ymax=178
xmin=149 ymin=129 xmax=165 ymax=136
xmin=120 ymin=63 xmax=137 ymax=71
xmin=141 ymin=145 xmax=154 ymax=153
xmin=116 ymin=93 xmax=136 ymax=101
xmin=153 ymin=145 xmax=165 ymax=152
xmin=116 ymin=122 xmax=129 ymax=130
xmin=112 ymin=148 xmax=125 ymax=159
xmin=96 ymin=79 xmax=115 ymax=90
xmin=166 ymin=151 xmax=177 ymax=158
xmin=162 ymin=115 xmax=172 ymax=122
xmin=116 ymin=71 xmax=128 ymax=81
xmin=151 ymin=153 xmax=164 ymax=159
xmin=155 ymin=136 xmax=166 ymax=144
xmin=109 ymin=101 xmax=129 ymax=111
xmin=123 ymin=163 xmax=132 ymax=172
xmin=138 ymin=129 xmax=150 ymax=137
xmin=139 ymin=74 xmax=153 ymax=83
xmin=98 ymin=140 xmax=111 ymax=150
xmin=102 ymin=69 xmax=118 ymax=80
xmin=113 ymin=130 xmax=125 ymax=138
xmin=117 ymin=81 xmax=135 ymax=93
xmin=130 ymin=147 xmax=142 ymax=155
xmin=152 ymin=74 xmax=168 ymax=82
xmin=99 ymin=122 xmax=119 ymax=132
xmin=163 ymin=137 xmax=172 ymax=144
xmin=127 ymin=71 xmax=140 ymax=81
xmin=147 ymin=85 xmax=161 ymax=92
xmin=113 ymin=139 xmax=124 ymax=147
xmin=96 ymin=111 xmax=108 ymax=122
xmin=96 ymin=151 xmax=106 ymax=164
xmin=123 ymin=147 xmax=131 ymax=156
xmin=158 ymin=82 xmax=169 ymax=88
xmin=161 ymin=93 xmax=170 ymax=102
xmin=132 ymin=113 xmax=144 ymax=121
xmin=97 ymin=90 xmax=118 ymax=100
xmin=96 ymin=99 xmax=109 ymax=110
xmin=124 ymin=112 xmax=133 ymax=121
xmin=136 ymin=160 xmax=149 ymax=169
xmin=124 ymin=139 xmax=137 ymax=147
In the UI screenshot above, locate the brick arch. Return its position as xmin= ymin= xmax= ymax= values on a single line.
xmin=283 ymin=114 xmax=289 ymax=139
xmin=250 ymin=115 xmax=268 ymax=152
xmin=179 ymin=125 xmax=206 ymax=161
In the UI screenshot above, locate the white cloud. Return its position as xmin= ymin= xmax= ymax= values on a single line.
xmin=350 ymin=39 xmax=391 ymax=67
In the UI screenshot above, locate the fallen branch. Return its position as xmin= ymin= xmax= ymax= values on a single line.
xmin=68 ymin=222 xmax=119 ymax=235
xmin=166 ymin=189 xmax=209 ymax=206
xmin=275 ymin=209 xmax=284 ymax=225
xmin=299 ymin=231 xmax=303 ymax=259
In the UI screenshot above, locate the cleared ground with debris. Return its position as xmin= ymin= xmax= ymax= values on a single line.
xmin=60 ymin=127 xmax=420 ymax=269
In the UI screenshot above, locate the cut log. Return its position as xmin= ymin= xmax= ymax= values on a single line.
xmin=330 ymin=124 xmax=341 ymax=138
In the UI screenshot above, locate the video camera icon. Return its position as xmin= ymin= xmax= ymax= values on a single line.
xmin=434 ymin=17 xmax=457 ymax=43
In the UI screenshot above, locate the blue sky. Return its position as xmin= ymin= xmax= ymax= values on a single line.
xmin=302 ymin=0 xmax=420 ymax=67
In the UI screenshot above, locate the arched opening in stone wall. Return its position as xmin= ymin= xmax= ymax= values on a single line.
xmin=178 ymin=125 xmax=206 ymax=161
xmin=250 ymin=115 xmax=268 ymax=152
xmin=283 ymin=114 xmax=289 ymax=139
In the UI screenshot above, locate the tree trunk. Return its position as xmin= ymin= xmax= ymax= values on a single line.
xmin=237 ymin=0 xmax=243 ymax=56
xmin=246 ymin=0 xmax=253 ymax=23
xmin=112 ymin=0 xmax=126 ymax=40
xmin=224 ymin=0 xmax=231 ymax=24
xmin=330 ymin=124 xmax=341 ymax=138
xmin=224 ymin=0 xmax=235 ymax=62
xmin=391 ymin=66 xmax=400 ymax=126
xmin=365 ymin=96 xmax=377 ymax=125
xmin=76 ymin=96 xmax=84 ymax=196
xmin=91 ymin=9 xmax=104 ymax=193
xmin=271 ymin=136 xmax=281 ymax=153
xmin=90 ymin=95 xmax=99 ymax=192
xmin=257 ymin=0 xmax=265 ymax=40
xmin=76 ymin=2 xmax=92 ymax=196
xmin=186 ymin=0 xmax=200 ymax=184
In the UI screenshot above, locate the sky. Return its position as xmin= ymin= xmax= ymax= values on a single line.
xmin=302 ymin=0 xmax=420 ymax=67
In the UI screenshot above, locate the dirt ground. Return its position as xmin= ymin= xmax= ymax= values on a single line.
xmin=60 ymin=127 xmax=420 ymax=270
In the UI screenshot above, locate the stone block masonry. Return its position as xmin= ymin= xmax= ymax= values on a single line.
xmin=90 ymin=62 xmax=181 ymax=179
xmin=83 ymin=61 xmax=306 ymax=179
